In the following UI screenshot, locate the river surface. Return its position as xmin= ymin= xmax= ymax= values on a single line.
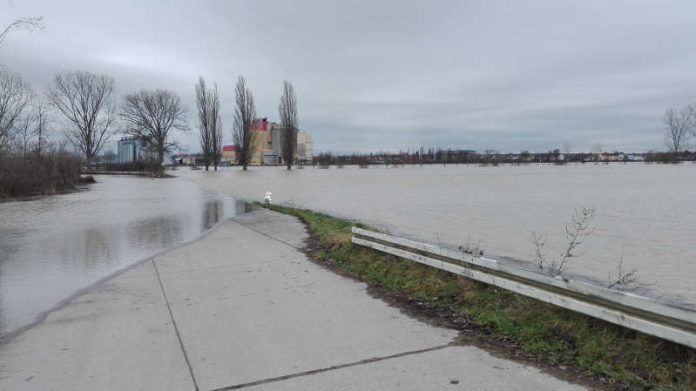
xmin=0 ymin=175 xmax=245 ymax=335
xmin=186 ymin=163 xmax=696 ymax=308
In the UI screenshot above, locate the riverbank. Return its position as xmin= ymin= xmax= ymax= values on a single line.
xmin=0 ymin=177 xmax=94 ymax=202
xmin=260 ymin=203 xmax=696 ymax=390
xmin=82 ymin=169 xmax=175 ymax=178
xmin=0 ymin=209 xmax=586 ymax=390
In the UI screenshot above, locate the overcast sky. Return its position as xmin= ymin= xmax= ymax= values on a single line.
xmin=1 ymin=0 xmax=695 ymax=153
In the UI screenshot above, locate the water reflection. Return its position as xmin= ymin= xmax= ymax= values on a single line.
xmin=234 ymin=199 xmax=255 ymax=215
xmin=203 ymin=201 xmax=220 ymax=229
xmin=129 ymin=216 xmax=185 ymax=250
xmin=0 ymin=176 xmax=246 ymax=335
xmin=65 ymin=228 xmax=116 ymax=270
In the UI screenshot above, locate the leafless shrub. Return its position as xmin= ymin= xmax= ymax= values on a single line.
xmin=531 ymin=206 xmax=596 ymax=276
xmin=96 ymin=159 xmax=162 ymax=177
xmin=531 ymin=207 xmax=653 ymax=288
xmin=0 ymin=147 xmax=83 ymax=197
xmin=559 ymin=206 xmax=596 ymax=270
xmin=607 ymin=258 xmax=653 ymax=292
xmin=458 ymin=234 xmax=484 ymax=256
xmin=530 ymin=230 xmax=548 ymax=271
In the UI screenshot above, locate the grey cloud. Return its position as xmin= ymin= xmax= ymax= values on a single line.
xmin=1 ymin=0 xmax=695 ymax=154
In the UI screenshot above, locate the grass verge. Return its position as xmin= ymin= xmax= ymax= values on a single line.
xmin=260 ymin=203 xmax=695 ymax=390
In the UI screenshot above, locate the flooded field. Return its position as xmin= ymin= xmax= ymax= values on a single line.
xmin=187 ymin=163 xmax=696 ymax=307
xmin=2 ymin=165 xmax=693 ymax=335
xmin=0 ymin=175 xmax=245 ymax=335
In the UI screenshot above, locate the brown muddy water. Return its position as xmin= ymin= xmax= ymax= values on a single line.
xmin=185 ymin=163 xmax=696 ymax=308
xmin=0 ymin=175 xmax=247 ymax=335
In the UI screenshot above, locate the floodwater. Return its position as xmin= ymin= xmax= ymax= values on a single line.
xmin=0 ymin=175 xmax=246 ymax=335
xmin=186 ymin=163 xmax=696 ymax=307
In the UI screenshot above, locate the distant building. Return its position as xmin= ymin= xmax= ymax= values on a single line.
xmin=251 ymin=118 xmax=273 ymax=165
xmin=221 ymin=145 xmax=238 ymax=164
xmin=171 ymin=154 xmax=197 ymax=165
xmin=117 ymin=136 xmax=148 ymax=163
xmin=625 ymin=153 xmax=645 ymax=162
xmin=117 ymin=136 xmax=174 ymax=165
xmin=296 ymin=131 xmax=313 ymax=164
xmin=228 ymin=117 xmax=314 ymax=166
xmin=599 ymin=152 xmax=626 ymax=162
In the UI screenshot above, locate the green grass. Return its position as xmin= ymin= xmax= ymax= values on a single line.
xmin=260 ymin=203 xmax=696 ymax=390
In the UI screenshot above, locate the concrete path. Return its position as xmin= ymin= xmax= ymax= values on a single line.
xmin=0 ymin=209 xmax=585 ymax=390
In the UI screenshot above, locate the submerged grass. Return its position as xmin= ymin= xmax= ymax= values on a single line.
xmin=260 ymin=203 xmax=695 ymax=390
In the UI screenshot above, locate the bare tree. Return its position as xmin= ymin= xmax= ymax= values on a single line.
xmin=664 ymin=107 xmax=692 ymax=153
xmin=121 ymin=89 xmax=188 ymax=174
xmin=0 ymin=16 xmax=44 ymax=46
xmin=689 ymin=104 xmax=696 ymax=139
xmin=32 ymin=98 xmax=50 ymax=158
xmin=0 ymin=68 xmax=33 ymax=152
xmin=232 ymin=76 xmax=257 ymax=171
xmin=210 ymin=85 xmax=222 ymax=170
xmin=47 ymin=71 xmax=116 ymax=165
xmin=278 ymin=81 xmax=298 ymax=170
xmin=11 ymin=97 xmax=52 ymax=159
xmin=196 ymin=77 xmax=213 ymax=170
xmin=196 ymin=77 xmax=223 ymax=171
xmin=14 ymin=108 xmax=35 ymax=158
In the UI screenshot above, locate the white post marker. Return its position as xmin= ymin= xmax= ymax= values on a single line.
xmin=264 ymin=191 xmax=273 ymax=203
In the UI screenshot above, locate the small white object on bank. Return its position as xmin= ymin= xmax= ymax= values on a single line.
xmin=264 ymin=191 xmax=273 ymax=203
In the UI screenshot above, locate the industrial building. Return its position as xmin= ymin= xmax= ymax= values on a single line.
xmin=117 ymin=136 xmax=148 ymax=163
xmin=221 ymin=118 xmax=313 ymax=166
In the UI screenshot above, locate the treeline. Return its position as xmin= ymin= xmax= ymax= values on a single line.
xmin=0 ymin=67 xmax=89 ymax=197
xmin=0 ymin=63 xmax=189 ymax=193
xmin=644 ymin=151 xmax=696 ymax=163
xmin=314 ymin=149 xmax=696 ymax=166
xmin=0 ymin=17 xmax=90 ymax=197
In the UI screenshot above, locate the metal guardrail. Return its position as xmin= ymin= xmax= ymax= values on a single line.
xmin=351 ymin=227 xmax=696 ymax=349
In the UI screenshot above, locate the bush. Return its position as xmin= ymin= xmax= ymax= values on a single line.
xmin=0 ymin=151 xmax=83 ymax=197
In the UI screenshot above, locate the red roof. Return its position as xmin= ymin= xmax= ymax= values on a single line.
xmin=252 ymin=118 xmax=268 ymax=131
xmin=223 ymin=145 xmax=238 ymax=152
